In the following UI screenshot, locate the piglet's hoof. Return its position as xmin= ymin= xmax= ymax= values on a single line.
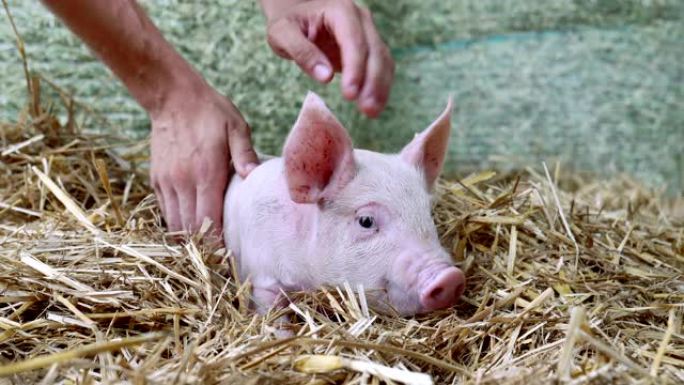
xmin=273 ymin=327 xmax=295 ymax=339
xmin=263 ymin=313 xmax=296 ymax=339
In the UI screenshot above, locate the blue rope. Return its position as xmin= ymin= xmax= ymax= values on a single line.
xmin=391 ymin=25 xmax=632 ymax=58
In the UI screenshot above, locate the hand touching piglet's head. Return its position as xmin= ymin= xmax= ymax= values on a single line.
xmin=223 ymin=92 xmax=465 ymax=316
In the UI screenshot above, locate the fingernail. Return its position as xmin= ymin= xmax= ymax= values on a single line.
xmin=361 ymin=97 xmax=380 ymax=118
xmin=313 ymin=64 xmax=332 ymax=82
xmin=344 ymin=83 xmax=359 ymax=100
xmin=362 ymin=96 xmax=378 ymax=110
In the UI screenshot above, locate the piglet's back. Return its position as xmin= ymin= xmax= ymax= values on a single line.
xmin=223 ymin=157 xmax=287 ymax=262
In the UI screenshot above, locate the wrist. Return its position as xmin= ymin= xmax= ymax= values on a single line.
xmin=123 ymin=45 xmax=210 ymax=117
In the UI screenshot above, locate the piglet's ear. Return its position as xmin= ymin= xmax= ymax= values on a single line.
xmin=283 ymin=92 xmax=356 ymax=203
xmin=400 ymin=97 xmax=453 ymax=189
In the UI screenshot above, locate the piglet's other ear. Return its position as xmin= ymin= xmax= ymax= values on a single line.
xmin=400 ymin=97 xmax=453 ymax=189
xmin=283 ymin=92 xmax=356 ymax=203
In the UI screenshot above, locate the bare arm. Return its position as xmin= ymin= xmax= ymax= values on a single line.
xmin=42 ymin=0 xmax=395 ymax=237
xmin=42 ymin=0 xmax=258 ymax=239
xmin=41 ymin=0 xmax=202 ymax=114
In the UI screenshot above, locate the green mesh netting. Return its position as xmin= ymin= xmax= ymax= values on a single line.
xmin=1 ymin=0 xmax=682 ymax=193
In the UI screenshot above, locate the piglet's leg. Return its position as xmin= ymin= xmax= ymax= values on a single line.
xmin=252 ymin=278 xmax=295 ymax=338
xmin=252 ymin=283 xmax=287 ymax=314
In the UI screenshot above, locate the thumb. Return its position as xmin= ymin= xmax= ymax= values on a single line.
xmin=227 ymin=119 xmax=259 ymax=178
xmin=267 ymin=20 xmax=334 ymax=83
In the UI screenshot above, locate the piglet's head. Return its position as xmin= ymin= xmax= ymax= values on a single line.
xmin=282 ymin=92 xmax=464 ymax=316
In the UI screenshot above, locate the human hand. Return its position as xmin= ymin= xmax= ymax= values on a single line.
xmin=149 ymin=85 xmax=258 ymax=238
xmin=261 ymin=0 xmax=395 ymax=118
xmin=41 ymin=0 xmax=260 ymax=239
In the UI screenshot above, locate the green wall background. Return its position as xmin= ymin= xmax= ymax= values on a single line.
xmin=1 ymin=0 xmax=682 ymax=193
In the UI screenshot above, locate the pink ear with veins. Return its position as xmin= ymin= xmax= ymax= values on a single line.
xmin=400 ymin=97 xmax=453 ymax=189
xmin=283 ymin=92 xmax=356 ymax=203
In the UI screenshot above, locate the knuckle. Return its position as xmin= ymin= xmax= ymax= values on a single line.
xmin=233 ymin=150 xmax=257 ymax=172
xmin=168 ymin=170 xmax=188 ymax=184
xmin=196 ymin=161 xmax=226 ymax=182
xmin=349 ymin=41 xmax=369 ymax=67
xmin=167 ymin=163 xmax=193 ymax=183
xmin=192 ymin=159 xmax=212 ymax=179
xmin=291 ymin=45 xmax=317 ymax=66
xmin=377 ymin=44 xmax=395 ymax=73
xmin=227 ymin=120 xmax=251 ymax=137
xmin=266 ymin=18 xmax=285 ymax=34
xmin=265 ymin=22 xmax=280 ymax=42
xmin=266 ymin=22 xmax=289 ymax=57
xmin=338 ymin=0 xmax=353 ymax=8
xmin=238 ymin=147 xmax=258 ymax=160
xmin=267 ymin=40 xmax=287 ymax=58
xmin=336 ymin=0 xmax=357 ymax=19
xmin=358 ymin=5 xmax=371 ymax=19
xmin=197 ymin=180 xmax=223 ymax=195
xmin=266 ymin=29 xmax=278 ymax=49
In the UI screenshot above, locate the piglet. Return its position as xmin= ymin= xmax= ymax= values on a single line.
xmin=223 ymin=92 xmax=465 ymax=316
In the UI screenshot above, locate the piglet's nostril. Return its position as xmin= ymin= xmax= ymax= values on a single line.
xmin=428 ymin=287 xmax=444 ymax=299
xmin=420 ymin=267 xmax=466 ymax=312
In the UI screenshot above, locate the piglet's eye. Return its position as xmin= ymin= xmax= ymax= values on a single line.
xmin=358 ymin=216 xmax=375 ymax=229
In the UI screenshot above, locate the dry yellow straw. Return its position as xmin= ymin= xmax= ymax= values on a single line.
xmin=294 ymin=354 xmax=433 ymax=385
xmin=0 ymin=332 xmax=165 ymax=377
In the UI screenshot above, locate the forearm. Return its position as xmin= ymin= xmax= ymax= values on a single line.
xmin=41 ymin=0 xmax=206 ymax=114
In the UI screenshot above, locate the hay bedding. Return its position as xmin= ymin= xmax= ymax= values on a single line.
xmin=1 ymin=20 xmax=684 ymax=385
xmin=1 ymin=84 xmax=683 ymax=385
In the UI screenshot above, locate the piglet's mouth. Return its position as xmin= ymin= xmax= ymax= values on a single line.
xmin=374 ymin=281 xmax=422 ymax=316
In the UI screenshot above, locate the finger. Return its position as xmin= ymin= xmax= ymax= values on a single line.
xmin=154 ymin=187 xmax=172 ymax=233
xmin=267 ymin=19 xmax=334 ymax=83
xmin=195 ymin=181 xmax=225 ymax=241
xmin=176 ymin=185 xmax=197 ymax=234
xmin=152 ymin=180 xmax=166 ymax=220
xmin=162 ymin=183 xmax=182 ymax=232
xmin=357 ymin=8 xmax=394 ymax=117
xmin=227 ymin=120 xmax=259 ymax=178
xmin=326 ymin=2 xmax=368 ymax=100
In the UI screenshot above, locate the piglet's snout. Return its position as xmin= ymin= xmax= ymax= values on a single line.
xmin=419 ymin=267 xmax=465 ymax=311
